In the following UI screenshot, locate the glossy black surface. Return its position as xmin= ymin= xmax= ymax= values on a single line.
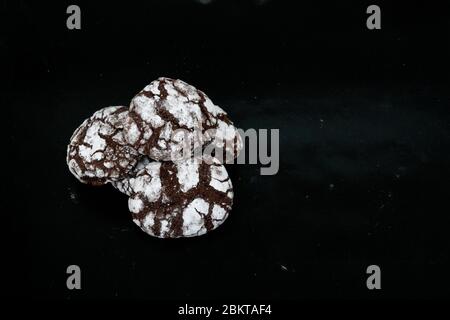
xmin=5 ymin=1 xmax=450 ymax=299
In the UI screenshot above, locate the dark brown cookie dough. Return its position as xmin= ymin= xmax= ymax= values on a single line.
xmin=123 ymin=77 xmax=240 ymax=161
xmin=126 ymin=155 xmax=233 ymax=238
xmin=67 ymin=106 xmax=139 ymax=185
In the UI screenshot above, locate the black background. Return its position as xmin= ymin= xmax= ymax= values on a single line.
xmin=4 ymin=0 xmax=450 ymax=301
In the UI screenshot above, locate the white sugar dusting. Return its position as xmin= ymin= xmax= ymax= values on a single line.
xmin=176 ymin=158 xmax=200 ymax=192
xmin=164 ymin=91 xmax=197 ymax=128
xmin=216 ymin=120 xmax=236 ymax=142
xmin=160 ymin=220 xmax=169 ymax=235
xmin=209 ymin=165 xmax=230 ymax=192
xmin=79 ymin=122 xmax=106 ymax=162
xmin=182 ymin=198 xmax=209 ymax=236
xmin=126 ymin=121 xmax=141 ymax=144
xmin=132 ymin=95 xmax=164 ymax=127
xmin=104 ymin=161 xmax=113 ymax=169
xmin=129 ymin=197 xmax=144 ymax=213
xmin=203 ymin=98 xmax=225 ymax=117
xmin=96 ymin=168 xmax=105 ymax=177
xmin=174 ymin=79 xmax=201 ymax=101
xmin=129 ymin=162 xmax=162 ymax=202
xmin=159 ymin=122 xmax=172 ymax=140
xmin=143 ymin=82 xmax=160 ymax=95
xmin=158 ymin=140 xmax=167 ymax=148
xmin=212 ymin=204 xmax=226 ymax=218
xmin=192 ymin=198 xmax=209 ymax=214
xmin=142 ymin=213 xmax=155 ymax=229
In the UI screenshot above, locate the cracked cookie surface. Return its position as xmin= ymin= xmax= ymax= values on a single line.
xmin=204 ymin=117 xmax=243 ymax=163
xmin=67 ymin=106 xmax=139 ymax=185
xmin=112 ymin=156 xmax=152 ymax=196
xmin=124 ymin=77 xmax=240 ymax=161
xmin=126 ymin=155 xmax=233 ymax=238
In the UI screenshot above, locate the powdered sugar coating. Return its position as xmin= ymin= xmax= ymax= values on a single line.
xmin=125 ymin=78 xmax=203 ymax=161
xmin=111 ymin=156 xmax=152 ymax=196
xmin=176 ymin=158 xmax=200 ymax=192
xmin=204 ymin=118 xmax=243 ymax=163
xmin=123 ymin=77 xmax=237 ymax=162
xmin=127 ymin=156 xmax=233 ymax=238
xmin=67 ymin=106 xmax=139 ymax=185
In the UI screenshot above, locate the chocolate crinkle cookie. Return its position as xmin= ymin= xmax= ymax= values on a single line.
xmin=67 ymin=106 xmax=139 ymax=185
xmin=124 ymin=77 xmax=242 ymax=161
xmin=66 ymin=78 xmax=240 ymax=239
xmin=123 ymin=155 xmax=233 ymax=238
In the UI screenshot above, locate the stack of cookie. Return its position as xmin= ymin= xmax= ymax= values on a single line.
xmin=67 ymin=78 xmax=242 ymax=238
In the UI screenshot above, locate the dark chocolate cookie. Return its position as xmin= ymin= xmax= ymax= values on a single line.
xmin=126 ymin=155 xmax=233 ymax=238
xmin=67 ymin=106 xmax=139 ymax=185
xmin=124 ymin=77 xmax=240 ymax=161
